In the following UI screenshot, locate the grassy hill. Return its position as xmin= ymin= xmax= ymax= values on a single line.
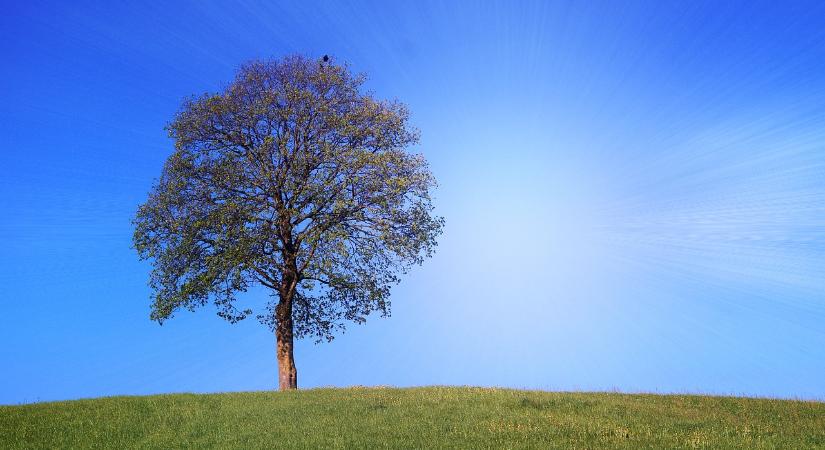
xmin=1 ymin=387 xmax=823 ymax=449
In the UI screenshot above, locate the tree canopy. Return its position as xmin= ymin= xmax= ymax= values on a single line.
xmin=133 ymin=55 xmax=443 ymax=389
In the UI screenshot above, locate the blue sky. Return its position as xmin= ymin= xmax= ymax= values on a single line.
xmin=2 ymin=0 xmax=824 ymax=404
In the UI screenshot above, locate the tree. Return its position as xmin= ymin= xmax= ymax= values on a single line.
xmin=133 ymin=55 xmax=443 ymax=390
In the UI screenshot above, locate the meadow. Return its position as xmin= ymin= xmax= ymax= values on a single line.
xmin=1 ymin=387 xmax=823 ymax=448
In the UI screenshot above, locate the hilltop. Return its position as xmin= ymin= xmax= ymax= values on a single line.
xmin=1 ymin=387 xmax=823 ymax=448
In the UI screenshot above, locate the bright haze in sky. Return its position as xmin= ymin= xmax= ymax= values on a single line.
xmin=1 ymin=1 xmax=824 ymax=403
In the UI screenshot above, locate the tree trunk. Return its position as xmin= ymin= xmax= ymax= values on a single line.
xmin=276 ymin=315 xmax=297 ymax=390
xmin=276 ymin=268 xmax=298 ymax=390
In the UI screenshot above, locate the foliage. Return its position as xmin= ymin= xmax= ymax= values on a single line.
xmin=133 ymin=55 xmax=443 ymax=342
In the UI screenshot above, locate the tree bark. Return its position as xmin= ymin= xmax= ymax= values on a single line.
xmin=276 ymin=267 xmax=298 ymax=390
xmin=276 ymin=318 xmax=297 ymax=390
xmin=275 ymin=298 xmax=297 ymax=390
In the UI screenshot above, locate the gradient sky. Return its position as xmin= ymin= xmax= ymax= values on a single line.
xmin=2 ymin=0 xmax=825 ymax=404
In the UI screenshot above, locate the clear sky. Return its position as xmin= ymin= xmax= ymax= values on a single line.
xmin=2 ymin=0 xmax=824 ymax=404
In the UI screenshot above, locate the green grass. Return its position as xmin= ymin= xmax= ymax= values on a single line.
xmin=1 ymin=387 xmax=823 ymax=449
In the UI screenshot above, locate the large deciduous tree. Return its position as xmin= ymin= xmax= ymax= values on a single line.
xmin=133 ymin=55 xmax=443 ymax=390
